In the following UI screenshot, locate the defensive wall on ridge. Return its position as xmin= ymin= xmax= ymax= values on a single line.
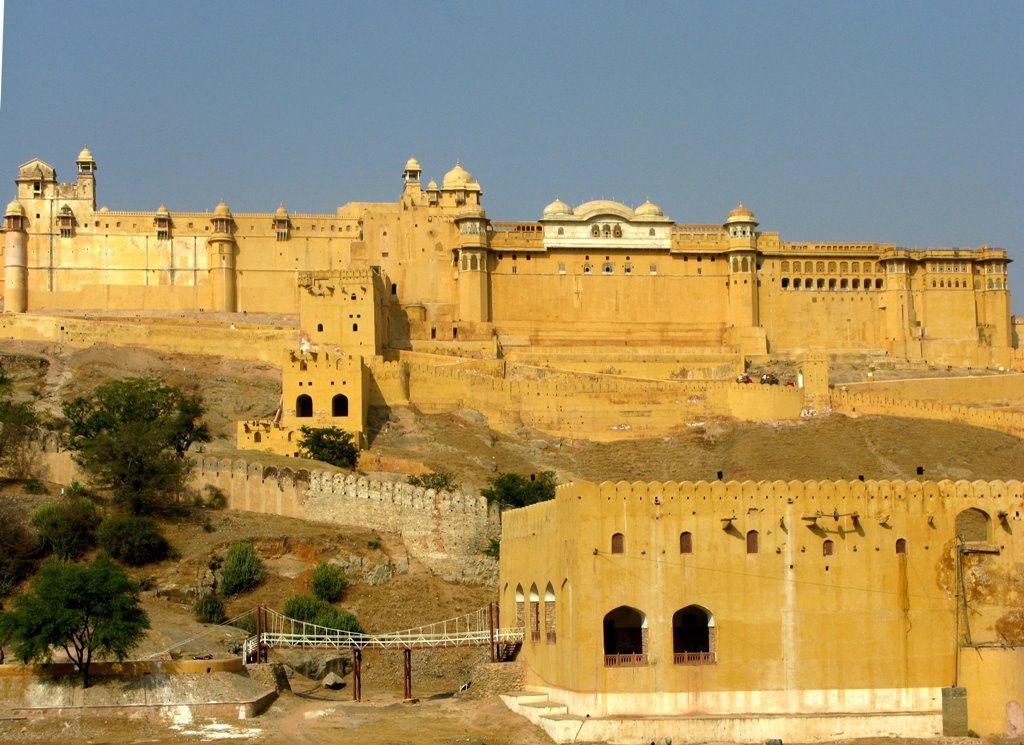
xmin=37 ymin=449 xmax=499 ymax=583
xmin=833 ymin=374 xmax=1024 ymax=439
xmin=0 ymin=312 xmax=294 ymax=363
xmin=368 ymin=357 xmax=806 ymax=440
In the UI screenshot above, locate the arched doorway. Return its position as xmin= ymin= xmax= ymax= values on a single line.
xmin=332 ymin=394 xmax=349 ymax=417
xmin=603 ymin=606 xmax=648 ymax=666
xmin=295 ymin=394 xmax=313 ymax=418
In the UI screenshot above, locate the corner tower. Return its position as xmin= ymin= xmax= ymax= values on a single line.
xmin=3 ymin=199 xmax=29 ymax=313
xmin=75 ymin=146 xmax=97 ymax=210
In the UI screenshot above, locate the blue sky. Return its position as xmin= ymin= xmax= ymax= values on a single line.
xmin=2 ymin=1 xmax=1021 ymax=311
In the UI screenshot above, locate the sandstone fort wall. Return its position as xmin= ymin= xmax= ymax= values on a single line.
xmin=37 ymin=450 xmax=499 ymax=583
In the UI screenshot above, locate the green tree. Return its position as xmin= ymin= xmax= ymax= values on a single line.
xmin=407 ymin=469 xmax=458 ymax=492
xmin=283 ymin=593 xmax=362 ymax=632
xmin=31 ymin=498 xmax=100 ymax=560
xmin=220 ymin=542 xmax=264 ymax=596
xmin=0 ymin=557 xmax=149 ymax=687
xmin=61 ymin=378 xmax=210 ymax=514
xmin=310 ymin=562 xmax=347 ymax=602
xmin=297 ymin=426 xmax=358 ymax=469
xmin=480 ymin=471 xmax=557 ymax=509
xmin=97 ymin=516 xmax=171 ymax=566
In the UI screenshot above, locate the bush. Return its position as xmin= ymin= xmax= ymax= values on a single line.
xmin=407 ymin=470 xmax=458 ymax=492
xmin=220 ymin=542 xmax=264 ymax=596
xmin=310 ymin=562 xmax=346 ymax=602
xmin=23 ymin=477 xmax=47 ymax=495
xmin=31 ymin=498 xmax=100 ymax=560
xmin=297 ymin=426 xmax=358 ymax=469
xmin=193 ymin=591 xmax=226 ymax=624
xmin=283 ymin=593 xmax=362 ymax=632
xmin=202 ymin=484 xmax=227 ymax=509
xmin=97 ymin=515 xmax=171 ymax=566
xmin=482 ymin=535 xmax=500 ymax=559
xmin=480 ymin=471 xmax=557 ymax=509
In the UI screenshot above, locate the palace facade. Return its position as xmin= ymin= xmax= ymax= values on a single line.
xmin=1 ymin=150 xmax=1018 ymax=449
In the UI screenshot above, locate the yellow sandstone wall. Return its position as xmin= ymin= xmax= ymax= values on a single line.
xmin=499 ymin=478 xmax=1024 ymax=733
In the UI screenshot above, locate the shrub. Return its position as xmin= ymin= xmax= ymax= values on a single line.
xmin=23 ymin=477 xmax=47 ymax=495
xmin=193 ymin=591 xmax=226 ymax=624
xmin=97 ymin=515 xmax=171 ymax=566
xmin=283 ymin=593 xmax=362 ymax=632
xmin=480 ymin=471 xmax=557 ymax=508
xmin=310 ymin=562 xmax=347 ymax=602
xmin=203 ymin=484 xmax=227 ymax=509
xmin=31 ymin=497 xmax=100 ymax=560
xmin=482 ymin=535 xmax=500 ymax=559
xmin=220 ymin=542 xmax=264 ymax=596
xmin=407 ymin=470 xmax=458 ymax=492
xmin=297 ymin=426 xmax=358 ymax=469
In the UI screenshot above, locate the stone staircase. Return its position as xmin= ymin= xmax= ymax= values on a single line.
xmin=499 ymin=689 xmax=587 ymax=743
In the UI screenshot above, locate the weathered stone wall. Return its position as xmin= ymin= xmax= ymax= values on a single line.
xmin=37 ymin=450 xmax=500 ymax=584
xmin=833 ymin=378 xmax=1024 ymax=438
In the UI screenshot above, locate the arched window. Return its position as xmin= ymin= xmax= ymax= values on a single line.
xmin=316 ymin=323 xmax=324 ymax=332
xmin=956 ymin=508 xmax=990 ymax=543
xmin=680 ymin=531 xmax=693 ymax=554
xmin=840 ymin=278 xmax=848 ymax=289
xmin=852 ymin=261 xmax=860 ymax=272
xmin=295 ymin=394 xmax=313 ymax=418
xmin=253 ymin=431 xmax=262 ymax=443
xmin=781 ymin=261 xmax=790 ymax=272
xmin=816 ymin=261 xmax=825 ymax=272
xmin=840 ymin=261 xmax=848 ymax=273
xmin=852 ymin=278 xmax=860 ymax=289
xmin=746 ymin=530 xmax=759 ymax=554
xmin=602 ymin=225 xmax=611 ymax=238
xmin=544 ymin=583 xmax=556 ymax=643
xmin=352 ymin=323 xmax=359 ymax=332
xmin=591 ymin=225 xmax=600 ymax=238
xmin=804 ymin=261 xmax=813 ymax=272
xmin=603 ymin=606 xmax=648 ymax=666
xmin=828 ymin=261 xmax=836 ymax=273
xmin=823 ymin=539 xmax=834 ymax=557
xmin=613 ymin=225 xmax=622 ymax=238
xmin=648 ymin=228 xmax=655 ymax=236
xmin=896 ymin=538 xmax=907 ymax=554
xmin=793 ymin=278 xmax=802 ymax=289
xmin=816 ymin=278 xmax=825 ymax=289
xmin=611 ymin=532 xmax=624 ymax=554
xmin=828 ymin=278 xmax=837 ymax=290
xmin=732 ymin=258 xmax=739 ymax=272
xmin=741 ymin=257 xmax=749 ymax=272
xmin=557 ymin=227 xmax=564 ymax=235
xmin=781 ymin=278 xmax=790 ymax=289
xmin=875 ymin=278 xmax=884 ymax=289
xmin=672 ymin=605 xmax=715 ymax=664
xmin=515 ymin=585 xmax=525 ymax=628
xmin=332 ymin=394 xmax=349 ymax=417
xmin=470 ymin=255 xmax=478 ymax=270
xmin=529 ymin=585 xmax=541 ymax=642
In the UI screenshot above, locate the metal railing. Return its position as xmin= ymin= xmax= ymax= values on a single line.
xmin=241 ymin=606 xmax=524 ymax=656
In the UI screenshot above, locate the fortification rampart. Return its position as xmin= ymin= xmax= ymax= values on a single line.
xmin=367 ymin=356 xmax=804 ymax=440
xmin=0 ymin=313 xmax=294 ymax=364
xmin=833 ymin=387 xmax=1024 ymax=439
xmin=503 ymin=477 xmax=1024 ymax=540
xmin=35 ymin=450 xmax=498 ymax=583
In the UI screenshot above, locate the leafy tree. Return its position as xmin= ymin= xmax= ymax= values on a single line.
xmin=61 ymin=378 xmax=210 ymax=514
xmin=283 ymin=593 xmax=362 ymax=632
xmin=297 ymin=426 xmax=358 ymax=469
xmin=193 ymin=590 xmax=226 ymax=624
xmin=480 ymin=471 xmax=557 ymax=509
xmin=97 ymin=516 xmax=171 ymax=566
xmin=407 ymin=469 xmax=458 ymax=492
xmin=310 ymin=562 xmax=347 ymax=602
xmin=220 ymin=542 xmax=264 ymax=596
xmin=31 ymin=498 xmax=100 ymax=560
xmin=0 ymin=557 xmax=149 ymax=687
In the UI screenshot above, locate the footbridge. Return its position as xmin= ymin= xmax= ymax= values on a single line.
xmin=240 ymin=604 xmax=523 ymax=700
